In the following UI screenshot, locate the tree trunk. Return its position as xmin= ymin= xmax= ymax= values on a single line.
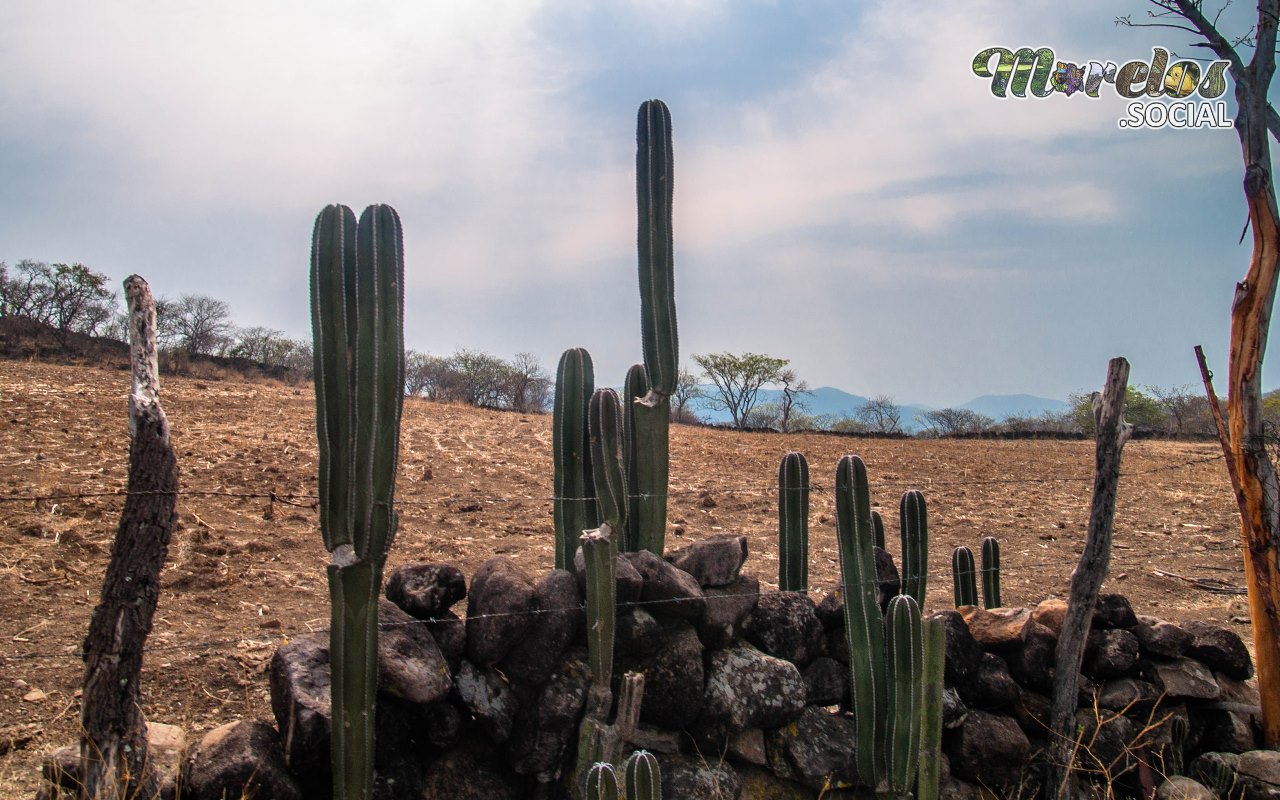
xmin=1046 ymin=357 xmax=1132 ymax=799
xmin=79 ymin=276 xmax=178 ymax=800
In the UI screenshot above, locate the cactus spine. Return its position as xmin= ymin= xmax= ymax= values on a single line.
xmin=624 ymin=750 xmax=661 ymax=800
xmin=311 ymin=203 xmax=405 ymax=800
xmin=916 ymin=617 xmax=946 ymax=800
xmin=585 ymin=762 xmax=620 ymax=800
xmin=981 ymin=536 xmax=1002 ymax=608
xmin=622 ymin=363 xmax=669 ymax=555
xmin=952 ymin=546 xmax=978 ymax=608
xmin=883 ymin=594 xmax=924 ymax=796
xmin=898 ymin=490 xmax=927 ymax=607
xmin=554 ymin=348 xmax=598 ymax=569
xmin=778 ymin=451 xmax=810 ymax=594
xmin=835 ymin=455 xmax=886 ymax=787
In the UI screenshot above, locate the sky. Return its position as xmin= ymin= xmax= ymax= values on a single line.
xmin=0 ymin=0 xmax=1272 ymax=407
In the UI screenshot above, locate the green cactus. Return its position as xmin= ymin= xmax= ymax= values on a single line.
xmin=835 ymin=455 xmax=886 ymax=788
xmin=883 ymin=594 xmax=924 ymax=797
xmin=872 ymin=509 xmax=886 ymax=551
xmin=585 ymin=762 xmax=621 ymax=800
xmin=624 ymin=750 xmax=661 ymax=800
xmin=622 ymin=364 xmax=669 ymax=556
xmin=575 ymin=524 xmax=619 ymax=791
xmin=916 ymin=617 xmax=946 ymax=800
xmin=554 ymin=348 xmax=598 ymax=569
xmin=590 ymin=388 xmax=628 ymax=536
xmin=898 ymin=490 xmax=927 ymax=607
xmin=778 ymin=451 xmax=810 ymax=594
xmin=310 ymin=203 xmax=405 ymax=800
xmin=952 ymin=546 xmax=978 ymax=608
xmin=980 ymin=536 xmax=1002 ymax=609
xmin=635 ymin=99 xmax=678 ymax=401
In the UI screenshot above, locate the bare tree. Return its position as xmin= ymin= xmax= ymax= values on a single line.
xmin=777 ymin=368 xmax=813 ymax=433
xmin=856 ymin=394 xmax=903 ymax=435
xmin=1119 ymin=0 xmax=1280 ymax=746
xmin=671 ymin=367 xmax=704 ymax=423
xmin=917 ymin=407 xmax=994 ymax=437
xmin=230 ymin=326 xmax=291 ymax=366
xmin=0 ymin=260 xmax=117 ymax=338
xmin=161 ymin=294 xmax=234 ymax=356
xmin=507 ymin=351 xmax=551 ymax=413
xmin=1146 ymin=383 xmax=1198 ymax=437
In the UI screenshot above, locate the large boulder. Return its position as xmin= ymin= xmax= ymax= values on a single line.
xmin=944 ymin=710 xmax=1032 ymax=787
xmin=453 ymin=660 xmax=519 ymax=743
xmin=657 ymin=754 xmax=743 ymax=800
xmin=420 ymin=734 xmax=527 ymax=799
xmin=1132 ymin=616 xmax=1192 ymax=658
xmin=624 ymin=549 xmax=706 ymax=618
xmin=505 ymin=647 xmax=590 ymax=782
xmin=466 ymin=557 xmax=537 ymax=666
xmin=701 ymin=642 xmax=808 ymax=731
xmin=741 ymin=591 xmax=825 ymax=667
xmin=764 ymin=706 xmax=859 ymax=790
xmin=377 ymin=600 xmax=453 ymax=705
xmin=1181 ymin=620 xmax=1254 ymax=680
xmin=497 ymin=568 xmax=583 ymax=685
xmin=666 ymin=533 xmax=749 ymax=587
xmin=698 ymin=574 xmax=760 ymax=649
xmin=185 ymin=720 xmax=301 ymax=800
xmin=616 ymin=619 xmax=705 ymax=729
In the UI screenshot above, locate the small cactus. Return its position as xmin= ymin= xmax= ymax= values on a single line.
xmin=883 ymin=594 xmax=924 ymax=796
xmin=778 ymin=451 xmax=810 ymax=593
xmin=898 ymin=490 xmax=927 ymax=607
xmin=585 ymin=762 xmax=621 ymax=800
xmin=554 ymin=348 xmax=598 ymax=569
xmin=952 ymin=546 xmax=979 ymax=608
xmin=624 ymin=750 xmax=662 ymax=800
xmin=872 ymin=509 xmax=886 ymax=551
xmin=917 ymin=617 xmax=946 ymax=800
xmin=981 ymin=536 xmax=1002 ymax=608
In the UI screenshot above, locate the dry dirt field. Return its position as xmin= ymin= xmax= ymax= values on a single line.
xmin=0 ymin=359 xmax=1250 ymax=795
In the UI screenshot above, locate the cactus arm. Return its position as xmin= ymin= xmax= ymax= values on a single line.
xmin=916 ymin=617 xmax=946 ymax=800
xmin=835 ymin=454 xmax=886 ymax=787
xmin=635 ymin=99 xmax=678 ymax=401
xmin=898 ymin=490 xmax=928 ymax=608
xmin=624 ymin=750 xmax=661 ymax=800
xmin=590 ymin=389 xmax=628 ymax=535
xmin=622 ymin=364 xmax=669 ymax=555
xmin=951 ymin=546 xmax=978 ymax=608
xmin=778 ymin=451 xmax=810 ymax=594
xmin=554 ymin=348 xmax=598 ymax=569
xmin=981 ymin=536 xmax=1002 ymax=608
xmin=883 ymin=595 xmax=924 ymax=798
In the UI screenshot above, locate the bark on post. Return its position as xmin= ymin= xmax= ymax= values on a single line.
xmin=1046 ymin=357 xmax=1132 ymax=799
xmin=79 ymin=276 xmax=178 ymax=800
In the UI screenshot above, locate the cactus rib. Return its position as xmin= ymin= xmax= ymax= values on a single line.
xmin=622 ymin=363 xmax=669 ymax=555
xmin=624 ymin=750 xmax=661 ymax=800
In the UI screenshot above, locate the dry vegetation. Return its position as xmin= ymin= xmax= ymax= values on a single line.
xmin=0 ymin=360 xmax=1249 ymax=796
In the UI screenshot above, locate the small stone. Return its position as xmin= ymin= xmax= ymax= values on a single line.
xmin=384 ymin=562 xmax=467 ymax=618
xmin=23 ymin=689 xmax=46 ymax=703
xmin=961 ymin=606 xmax=1032 ymax=652
xmin=1156 ymin=776 xmax=1216 ymax=800
xmin=1133 ymin=616 xmax=1192 ymax=658
xmin=1031 ymin=599 xmax=1067 ymax=637
xmin=1093 ymin=594 xmax=1138 ymax=628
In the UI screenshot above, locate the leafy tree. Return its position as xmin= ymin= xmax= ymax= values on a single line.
xmin=160 ymin=294 xmax=234 ymax=356
xmin=917 ymin=407 xmax=994 ymax=437
xmin=692 ymin=352 xmax=788 ymax=429
xmin=0 ymin=260 xmax=117 ymax=337
xmin=1071 ymin=387 xmax=1164 ymax=435
xmin=442 ymin=348 xmax=513 ymax=408
xmin=856 ymin=394 xmax=903 ymax=435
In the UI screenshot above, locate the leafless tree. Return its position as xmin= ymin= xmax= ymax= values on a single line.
xmin=160 ymin=294 xmax=234 ymax=356
xmin=856 ymin=394 xmax=902 ymax=435
xmin=671 ymin=367 xmax=704 ymax=423
xmin=777 ymin=368 xmax=813 ymax=433
xmin=917 ymin=407 xmax=994 ymax=437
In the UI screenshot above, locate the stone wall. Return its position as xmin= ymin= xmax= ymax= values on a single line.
xmin=38 ymin=537 xmax=1267 ymax=799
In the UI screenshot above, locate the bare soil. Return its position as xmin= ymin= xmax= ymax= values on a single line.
xmin=0 ymin=360 xmax=1249 ymax=796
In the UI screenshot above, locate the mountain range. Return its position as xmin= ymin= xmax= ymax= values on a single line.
xmin=686 ymin=386 xmax=1069 ymax=433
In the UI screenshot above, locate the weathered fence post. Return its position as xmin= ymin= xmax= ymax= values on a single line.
xmin=1046 ymin=356 xmax=1132 ymax=799
xmin=79 ymin=275 xmax=179 ymax=800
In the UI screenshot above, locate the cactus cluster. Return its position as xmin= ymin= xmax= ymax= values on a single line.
xmin=777 ymin=451 xmax=810 ymax=593
xmin=833 ymin=454 xmax=942 ymax=798
xmin=952 ymin=536 xmax=1003 ymax=608
xmin=310 ymin=203 xmax=406 ymax=800
xmin=582 ymin=751 xmax=660 ymax=800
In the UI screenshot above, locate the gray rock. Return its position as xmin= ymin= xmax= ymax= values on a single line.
xmin=944 ymin=710 xmax=1031 ymax=786
xmin=874 ymin=546 xmax=902 ymax=611
xmin=803 ymin=656 xmax=848 ymax=707
xmin=617 ymin=620 xmax=705 ymax=729
xmin=1096 ymin=677 xmax=1161 ymax=711
xmin=944 ymin=687 xmax=970 ymax=729
xmin=698 ymin=574 xmax=760 ymax=650
xmin=1182 ymin=620 xmax=1254 ymax=680
xmin=505 ymin=647 xmax=590 ymax=781
xmin=420 ymin=734 xmax=527 ymax=799
xmin=1145 ymin=657 xmax=1221 ymax=700
xmin=1156 ymin=776 xmax=1217 ymax=800
xmin=1073 ymin=708 xmax=1137 ymax=775
xmin=466 ymin=557 xmax=537 ymax=666
xmin=616 ymin=606 xmax=665 ymax=657
xmin=764 ymin=705 xmax=858 ymax=790
xmin=624 ymin=549 xmax=706 ymax=618
xmin=377 ymin=599 xmax=452 ymax=705
xmin=1133 ymin=615 xmax=1193 ymax=658
xmin=574 ymin=545 xmax=645 ymax=605
xmin=815 ymin=590 xmax=845 ymax=630
xmin=185 ymin=720 xmax=301 ymax=800
xmin=741 ymin=591 xmax=825 ymax=667
xmin=1083 ymin=628 xmax=1140 ymax=679
xmin=41 ymin=723 xmax=187 ymax=800
xmin=1238 ymin=750 xmax=1280 ymax=793
xmin=931 ymin=610 xmax=984 ymax=690
xmin=666 ymin=533 xmax=749 ymax=587
xmin=1006 ymin=619 xmax=1057 ymax=692
xmin=1093 ymin=593 xmax=1138 ymax=628
xmin=658 ymin=753 xmax=742 ymax=799
xmin=385 ymin=562 xmax=466 ymax=618
xmin=454 ymin=660 xmax=518 ymax=742
xmin=425 ymin=610 xmax=466 ymax=675
xmin=1010 ymin=689 xmax=1049 ymax=740
xmin=968 ymin=653 xmax=1019 ymax=710
xmin=702 ymin=642 xmax=807 ymax=731
xmin=497 ymin=568 xmax=583 ymax=685
xmin=269 ymin=633 xmax=332 ymax=794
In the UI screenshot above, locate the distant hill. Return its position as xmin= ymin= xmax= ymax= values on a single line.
xmin=958 ymin=394 xmax=1070 ymax=421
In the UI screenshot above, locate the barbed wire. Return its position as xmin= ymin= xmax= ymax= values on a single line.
xmin=1 ymin=552 xmax=1245 ymax=664
xmin=0 ymin=453 xmax=1230 ymax=508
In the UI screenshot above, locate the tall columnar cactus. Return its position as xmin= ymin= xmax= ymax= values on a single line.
xmin=872 ymin=510 xmax=886 ymax=551
xmin=310 ymin=203 xmax=405 ymax=800
xmin=916 ymin=617 xmax=947 ymax=800
xmin=778 ymin=451 xmax=810 ymax=594
xmin=883 ymin=594 xmax=924 ymax=797
xmin=981 ymin=536 xmax=1002 ymax=609
xmin=590 ymin=388 xmax=628 ymax=535
xmin=835 ymin=455 xmax=887 ymax=787
xmin=555 ymin=348 xmax=598 ymax=569
xmin=585 ymin=762 xmax=620 ymax=800
xmin=898 ymin=490 xmax=928 ymax=607
xmin=576 ymin=525 xmax=618 ymax=792
xmin=624 ymin=750 xmax=661 ymax=800
xmin=635 ymin=99 xmax=678 ymax=401
xmin=952 ymin=546 xmax=978 ymax=608
xmin=622 ymin=364 xmax=669 ymax=555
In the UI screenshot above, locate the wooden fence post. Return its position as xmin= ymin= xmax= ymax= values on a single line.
xmin=1046 ymin=356 xmax=1132 ymax=799
xmin=79 ymin=276 xmax=179 ymax=800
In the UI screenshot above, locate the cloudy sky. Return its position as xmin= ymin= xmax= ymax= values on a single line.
xmin=0 ymin=1 xmax=1270 ymax=407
